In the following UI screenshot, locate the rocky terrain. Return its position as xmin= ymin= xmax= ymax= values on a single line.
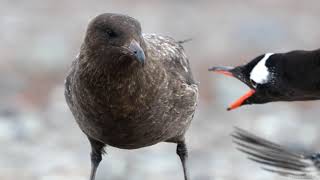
xmin=1 ymin=0 xmax=320 ymax=179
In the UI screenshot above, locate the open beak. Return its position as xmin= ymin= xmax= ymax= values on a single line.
xmin=209 ymin=66 xmax=256 ymax=110
xmin=208 ymin=66 xmax=235 ymax=77
xmin=226 ymin=89 xmax=255 ymax=110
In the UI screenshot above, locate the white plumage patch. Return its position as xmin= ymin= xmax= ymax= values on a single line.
xmin=250 ymin=53 xmax=274 ymax=84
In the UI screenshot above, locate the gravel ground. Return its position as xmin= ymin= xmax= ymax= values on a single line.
xmin=1 ymin=0 xmax=320 ymax=180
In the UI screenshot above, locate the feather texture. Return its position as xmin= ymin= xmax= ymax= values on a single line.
xmin=233 ymin=127 xmax=320 ymax=179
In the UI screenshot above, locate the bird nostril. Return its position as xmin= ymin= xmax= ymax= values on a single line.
xmin=134 ymin=51 xmax=137 ymax=54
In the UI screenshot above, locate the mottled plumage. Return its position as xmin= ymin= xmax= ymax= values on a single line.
xmin=233 ymin=128 xmax=320 ymax=179
xmin=64 ymin=13 xmax=198 ymax=180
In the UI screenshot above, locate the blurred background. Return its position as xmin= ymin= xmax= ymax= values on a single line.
xmin=1 ymin=0 xmax=320 ymax=180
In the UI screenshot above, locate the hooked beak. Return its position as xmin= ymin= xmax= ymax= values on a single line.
xmin=209 ymin=66 xmax=256 ymax=111
xmin=128 ymin=39 xmax=145 ymax=64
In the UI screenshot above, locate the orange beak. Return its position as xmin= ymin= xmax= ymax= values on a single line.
xmin=213 ymin=70 xmax=234 ymax=77
xmin=227 ymin=89 xmax=256 ymax=111
xmin=209 ymin=66 xmax=256 ymax=111
xmin=209 ymin=66 xmax=235 ymax=78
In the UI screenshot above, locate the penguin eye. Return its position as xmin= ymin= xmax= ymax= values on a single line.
xmin=250 ymin=79 xmax=257 ymax=88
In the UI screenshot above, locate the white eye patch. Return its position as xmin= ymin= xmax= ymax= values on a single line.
xmin=250 ymin=53 xmax=274 ymax=84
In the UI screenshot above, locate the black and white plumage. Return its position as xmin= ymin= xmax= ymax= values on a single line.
xmin=233 ymin=127 xmax=320 ymax=179
xmin=64 ymin=13 xmax=198 ymax=180
xmin=209 ymin=49 xmax=320 ymax=110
